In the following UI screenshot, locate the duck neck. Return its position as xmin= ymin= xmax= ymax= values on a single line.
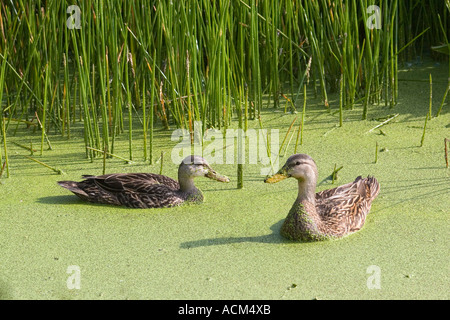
xmin=296 ymin=177 xmax=317 ymax=204
xmin=280 ymin=176 xmax=330 ymax=241
xmin=178 ymin=172 xmax=196 ymax=193
xmin=178 ymin=171 xmax=203 ymax=202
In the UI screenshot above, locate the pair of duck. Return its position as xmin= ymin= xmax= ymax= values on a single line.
xmin=58 ymin=154 xmax=380 ymax=242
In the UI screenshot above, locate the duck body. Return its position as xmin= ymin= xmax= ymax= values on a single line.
xmin=265 ymin=154 xmax=380 ymax=241
xmin=58 ymin=156 xmax=229 ymax=209
xmin=58 ymin=173 xmax=188 ymax=208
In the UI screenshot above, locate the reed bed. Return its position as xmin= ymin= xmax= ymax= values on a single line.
xmin=0 ymin=0 xmax=448 ymax=177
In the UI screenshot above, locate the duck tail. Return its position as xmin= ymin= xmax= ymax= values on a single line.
xmin=354 ymin=176 xmax=380 ymax=200
xmin=366 ymin=176 xmax=380 ymax=200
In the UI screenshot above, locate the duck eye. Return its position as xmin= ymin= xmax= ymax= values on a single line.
xmin=295 ymin=161 xmax=301 ymax=166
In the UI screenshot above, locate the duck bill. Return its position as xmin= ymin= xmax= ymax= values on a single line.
xmin=205 ymin=169 xmax=230 ymax=183
xmin=264 ymin=167 xmax=289 ymax=183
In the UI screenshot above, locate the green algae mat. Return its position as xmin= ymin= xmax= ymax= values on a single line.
xmin=1 ymin=64 xmax=449 ymax=300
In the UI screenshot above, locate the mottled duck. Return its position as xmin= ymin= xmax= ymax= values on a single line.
xmin=58 ymin=155 xmax=230 ymax=208
xmin=265 ymin=154 xmax=380 ymax=241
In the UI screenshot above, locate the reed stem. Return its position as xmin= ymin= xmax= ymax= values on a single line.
xmin=23 ymin=155 xmax=65 ymax=175
xmin=445 ymin=138 xmax=449 ymax=168
xmin=375 ymin=142 xmax=379 ymax=164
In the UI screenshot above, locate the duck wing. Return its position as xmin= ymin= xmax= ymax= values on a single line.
xmin=115 ymin=183 xmax=184 ymax=208
xmin=80 ymin=173 xmax=183 ymax=208
xmin=315 ymin=176 xmax=380 ymax=235
xmin=84 ymin=173 xmax=180 ymax=194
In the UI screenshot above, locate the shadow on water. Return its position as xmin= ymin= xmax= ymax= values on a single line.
xmin=37 ymin=195 xmax=83 ymax=205
xmin=180 ymin=220 xmax=287 ymax=249
xmin=380 ymin=177 xmax=449 ymax=197
xmin=203 ymin=187 xmax=240 ymax=192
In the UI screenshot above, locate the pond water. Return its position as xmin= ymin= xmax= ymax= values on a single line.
xmin=0 ymin=61 xmax=448 ymax=299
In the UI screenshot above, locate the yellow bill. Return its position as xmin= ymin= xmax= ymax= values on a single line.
xmin=206 ymin=169 xmax=230 ymax=183
xmin=264 ymin=168 xmax=289 ymax=183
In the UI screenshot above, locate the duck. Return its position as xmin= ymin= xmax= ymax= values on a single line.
xmin=58 ymin=155 xmax=230 ymax=208
xmin=264 ymin=154 xmax=380 ymax=241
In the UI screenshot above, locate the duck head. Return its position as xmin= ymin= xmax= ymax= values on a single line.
xmin=264 ymin=154 xmax=318 ymax=183
xmin=179 ymin=155 xmax=230 ymax=183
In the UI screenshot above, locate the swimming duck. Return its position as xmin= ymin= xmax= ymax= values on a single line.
xmin=264 ymin=154 xmax=380 ymax=241
xmin=58 ymin=155 xmax=230 ymax=208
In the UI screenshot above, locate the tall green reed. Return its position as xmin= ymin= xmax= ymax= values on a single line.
xmin=0 ymin=50 xmax=9 ymax=177
xmin=0 ymin=0 xmax=448 ymax=177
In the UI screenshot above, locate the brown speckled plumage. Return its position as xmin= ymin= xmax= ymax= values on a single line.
xmin=265 ymin=154 xmax=380 ymax=241
xmin=58 ymin=156 xmax=229 ymax=209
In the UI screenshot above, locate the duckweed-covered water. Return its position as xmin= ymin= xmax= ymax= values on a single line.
xmin=0 ymin=62 xmax=449 ymax=299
